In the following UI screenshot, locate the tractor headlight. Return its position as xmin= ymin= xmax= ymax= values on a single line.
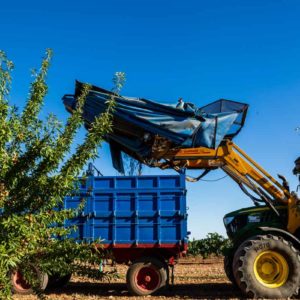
xmin=223 ymin=216 xmax=235 ymax=226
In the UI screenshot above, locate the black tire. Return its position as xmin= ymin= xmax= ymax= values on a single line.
xmin=126 ymin=257 xmax=168 ymax=296
xmin=233 ymin=234 xmax=300 ymax=298
xmin=47 ymin=273 xmax=72 ymax=289
xmin=224 ymin=253 xmax=236 ymax=286
xmin=10 ymin=266 xmax=48 ymax=295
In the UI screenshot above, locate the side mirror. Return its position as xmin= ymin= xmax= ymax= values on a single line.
xmin=293 ymin=157 xmax=300 ymax=192
xmin=293 ymin=157 xmax=300 ymax=175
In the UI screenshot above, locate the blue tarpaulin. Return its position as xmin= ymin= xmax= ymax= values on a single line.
xmin=63 ymin=81 xmax=248 ymax=173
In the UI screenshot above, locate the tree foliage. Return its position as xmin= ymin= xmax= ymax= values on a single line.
xmin=188 ymin=233 xmax=232 ymax=258
xmin=0 ymin=49 xmax=125 ymax=299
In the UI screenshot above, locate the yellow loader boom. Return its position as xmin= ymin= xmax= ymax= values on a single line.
xmin=153 ymin=140 xmax=300 ymax=234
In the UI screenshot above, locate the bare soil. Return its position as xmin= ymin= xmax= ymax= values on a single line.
xmin=14 ymin=257 xmax=242 ymax=300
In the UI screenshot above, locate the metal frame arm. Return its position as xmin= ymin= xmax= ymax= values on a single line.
xmin=162 ymin=140 xmax=300 ymax=233
xmin=163 ymin=140 xmax=290 ymax=203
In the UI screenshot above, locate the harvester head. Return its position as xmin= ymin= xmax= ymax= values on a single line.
xmin=63 ymin=81 xmax=248 ymax=173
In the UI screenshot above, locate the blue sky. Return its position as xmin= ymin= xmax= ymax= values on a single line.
xmin=1 ymin=0 xmax=300 ymax=238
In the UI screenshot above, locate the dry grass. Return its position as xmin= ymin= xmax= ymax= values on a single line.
xmin=14 ymin=257 xmax=242 ymax=300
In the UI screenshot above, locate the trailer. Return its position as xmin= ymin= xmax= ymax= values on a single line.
xmin=63 ymin=172 xmax=188 ymax=295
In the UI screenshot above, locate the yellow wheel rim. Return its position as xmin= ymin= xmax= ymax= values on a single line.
xmin=253 ymin=250 xmax=289 ymax=288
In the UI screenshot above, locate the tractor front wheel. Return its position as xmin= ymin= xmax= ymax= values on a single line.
xmin=233 ymin=234 xmax=300 ymax=298
xmin=224 ymin=252 xmax=236 ymax=286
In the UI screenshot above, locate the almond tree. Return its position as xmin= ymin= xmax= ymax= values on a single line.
xmin=0 ymin=49 xmax=125 ymax=299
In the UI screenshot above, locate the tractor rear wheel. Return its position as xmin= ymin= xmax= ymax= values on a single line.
xmin=126 ymin=257 xmax=167 ymax=296
xmin=233 ymin=234 xmax=300 ymax=298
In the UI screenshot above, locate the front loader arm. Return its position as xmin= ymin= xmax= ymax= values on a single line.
xmin=162 ymin=140 xmax=300 ymax=233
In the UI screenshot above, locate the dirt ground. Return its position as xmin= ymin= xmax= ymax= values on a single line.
xmin=14 ymin=257 xmax=242 ymax=300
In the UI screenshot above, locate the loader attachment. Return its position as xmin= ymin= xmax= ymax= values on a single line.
xmin=63 ymin=81 xmax=248 ymax=173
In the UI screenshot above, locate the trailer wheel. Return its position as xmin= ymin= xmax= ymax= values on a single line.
xmin=47 ymin=273 xmax=72 ymax=289
xmin=233 ymin=235 xmax=300 ymax=298
xmin=126 ymin=257 xmax=167 ymax=296
xmin=10 ymin=266 xmax=48 ymax=295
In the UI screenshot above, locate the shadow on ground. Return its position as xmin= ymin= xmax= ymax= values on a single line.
xmin=47 ymin=282 xmax=242 ymax=299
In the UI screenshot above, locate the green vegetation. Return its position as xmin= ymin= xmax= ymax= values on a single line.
xmin=0 ymin=49 xmax=125 ymax=299
xmin=188 ymin=233 xmax=232 ymax=258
